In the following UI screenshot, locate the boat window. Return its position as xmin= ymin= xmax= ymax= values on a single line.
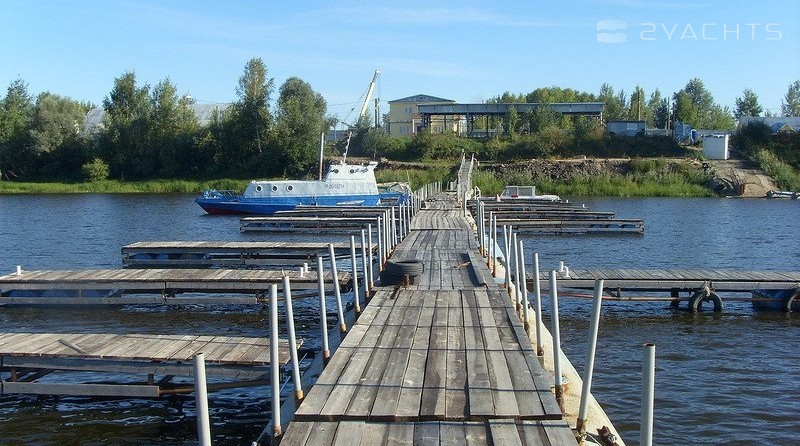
xmin=255 ymin=185 xmax=262 ymax=192
xmin=349 ymin=169 xmax=355 ymax=174
xmin=287 ymin=185 xmax=293 ymax=191
xmin=271 ymin=185 xmax=278 ymax=191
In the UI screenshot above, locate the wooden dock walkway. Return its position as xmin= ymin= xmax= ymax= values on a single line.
xmin=550 ymin=268 xmax=800 ymax=291
xmin=0 ymin=332 xmax=297 ymax=397
xmin=240 ymin=216 xmax=380 ymax=233
xmin=122 ymin=241 xmax=376 ymax=268
xmin=0 ymin=268 xmax=349 ymax=305
xmin=280 ymin=193 xmax=576 ymax=445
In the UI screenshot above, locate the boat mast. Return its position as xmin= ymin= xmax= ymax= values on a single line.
xmin=319 ymin=132 xmax=325 ymax=180
xmin=342 ymin=131 xmax=352 ymax=164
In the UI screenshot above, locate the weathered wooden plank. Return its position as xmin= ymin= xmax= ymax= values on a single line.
xmin=488 ymin=419 xmax=524 ymax=446
xmin=332 ymin=420 xmax=366 ymax=446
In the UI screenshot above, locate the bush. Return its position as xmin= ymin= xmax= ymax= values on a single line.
xmin=81 ymin=158 xmax=110 ymax=182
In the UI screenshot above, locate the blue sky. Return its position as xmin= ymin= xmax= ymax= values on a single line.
xmin=2 ymin=0 xmax=798 ymax=122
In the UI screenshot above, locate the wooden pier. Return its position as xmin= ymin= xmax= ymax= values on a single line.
xmin=0 ymin=332 xmax=298 ymax=397
xmin=279 ymin=194 xmax=577 ymax=445
xmin=533 ymin=268 xmax=800 ymax=311
xmin=470 ymin=199 xmax=644 ymax=235
xmin=241 ymin=216 xmax=380 ymax=233
xmin=122 ymin=241 xmax=376 ymax=268
xmin=0 ymin=268 xmax=349 ymax=305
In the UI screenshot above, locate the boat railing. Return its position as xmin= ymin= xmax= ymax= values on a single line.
xmin=201 ymin=189 xmax=240 ymax=199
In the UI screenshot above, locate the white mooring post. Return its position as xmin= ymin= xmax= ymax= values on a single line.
xmin=502 ymin=225 xmax=510 ymax=290
xmin=549 ymin=270 xmax=564 ymax=409
xmin=193 ymin=353 xmax=212 ymax=446
xmin=491 ymin=212 xmax=497 ymax=273
xmin=350 ymin=235 xmax=361 ymax=314
xmin=518 ymin=240 xmax=530 ymax=333
xmin=367 ymin=224 xmax=375 ymax=289
xmin=512 ymin=233 xmax=521 ymax=313
xmin=360 ymin=229 xmax=370 ymax=299
xmin=328 ymin=244 xmax=347 ymax=333
xmin=577 ymin=279 xmax=605 ymax=437
xmin=532 ymin=252 xmax=544 ymax=356
xmin=269 ymin=284 xmax=282 ymax=439
xmin=282 ymin=276 xmax=303 ymax=403
xmin=316 ymin=255 xmax=330 ymax=363
xmin=376 ymin=216 xmax=384 ymax=272
xmin=642 ymin=343 xmax=656 ymax=446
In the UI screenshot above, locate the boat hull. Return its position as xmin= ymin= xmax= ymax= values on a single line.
xmin=196 ymin=194 xmax=381 ymax=215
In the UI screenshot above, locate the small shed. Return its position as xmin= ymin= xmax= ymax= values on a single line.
xmin=703 ymin=134 xmax=729 ymax=160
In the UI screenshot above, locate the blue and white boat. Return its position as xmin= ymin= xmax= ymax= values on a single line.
xmin=196 ymin=161 xmax=406 ymax=215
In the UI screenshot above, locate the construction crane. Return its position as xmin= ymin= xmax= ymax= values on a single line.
xmin=357 ymin=70 xmax=380 ymax=125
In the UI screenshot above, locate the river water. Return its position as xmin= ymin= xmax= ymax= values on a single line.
xmin=0 ymin=194 xmax=798 ymax=445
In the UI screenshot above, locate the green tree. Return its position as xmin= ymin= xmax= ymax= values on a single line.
xmin=102 ymin=71 xmax=152 ymax=178
xmin=782 ymin=80 xmax=800 ymax=117
xmin=599 ymin=83 xmax=627 ymax=121
xmin=628 ymin=85 xmax=646 ymax=121
xmin=507 ymin=105 xmax=520 ymax=136
xmin=274 ymin=76 xmax=327 ymax=175
xmin=229 ymin=58 xmax=274 ymax=170
xmin=671 ymin=78 xmax=733 ymax=129
xmin=647 ymin=89 xmax=664 ymax=128
xmin=149 ymin=78 xmax=199 ymax=176
xmin=734 ymin=88 xmax=763 ymax=118
xmin=0 ymin=78 xmax=35 ymax=178
xmin=28 ymin=92 xmax=92 ymax=178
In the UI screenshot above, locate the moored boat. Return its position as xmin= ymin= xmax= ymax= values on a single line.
xmin=196 ymin=161 xmax=406 ymax=215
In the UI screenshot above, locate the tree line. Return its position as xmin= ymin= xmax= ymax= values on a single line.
xmin=1 ymin=63 xmax=799 ymax=182
xmin=0 ymin=58 xmax=328 ymax=181
xmin=492 ymin=78 xmax=800 ymax=131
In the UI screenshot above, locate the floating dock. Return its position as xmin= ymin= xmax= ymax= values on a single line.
xmin=0 ymin=268 xmax=349 ymax=305
xmin=240 ymin=216 xmax=380 ymax=233
xmin=122 ymin=241 xmax=376 ymax=268
xmin=535 ymin=268 xmax=800 ymax=311
xmin=470 ymin=199 xmax=644 ymax=235
xmin=0 ymin=332 xmax=297 ymax=397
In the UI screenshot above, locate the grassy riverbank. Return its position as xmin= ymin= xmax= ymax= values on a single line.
xmin=473 ymin=158 xmax=716 ymax=197
xmin=0 ymin=158 xmax=720 ymax=197
xmin=0 ymin=179 xmax=250 ymax=194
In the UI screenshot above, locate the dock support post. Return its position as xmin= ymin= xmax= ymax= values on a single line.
xmin=513 ymin=233 xmax=521 ymax=314
xmin=193 ymin=353 xmax=212 ymax=446
xmin=549 ymin=270 xmax=564 ymax=410
xmin=269 ymin=284 xmax=282 ymax=439
xmin=350 ymin=235 xmax=361 ymax=314
xmin=328 ymin=244 xmax=347 ymax=333
xmin=502 ymin=225 xmax=510 ymax=289
xmin=519 ymin=240 xmax=530 ymax=333
xmin=479 ymin=201 xmax=486 ymax=256
xmin=367 ymin=225 xmax=375 ymax=290
xmin=316 ymin=255 xmax=330 ymax=363
xmin=491 ymin=213 xmax=498 ymax=275
xmin=398 ymin=204 xmax=404 ymax=241
xmin=376 ymin=217 xmax=384 ymax=272
xmin=361 ymin=229 xmax=371 ymax=298
xmin=641 ymin=343 xmax=656 ymax=446
xmin=577 ymin=279 xmax=605 ymax=438
xmin=533 ymin=252 xmax=544 ymax=356
xmin=391 ymin=207 xmax=398 ymax=248
xmin=282 ymin=276 xmax=303 ymax=403
xmin=487 ymin=211 xmax=494 ymax=268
